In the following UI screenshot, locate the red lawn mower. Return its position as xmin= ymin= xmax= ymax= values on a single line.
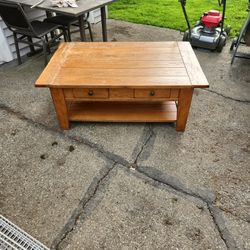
xmin=179 ymin=0 xmax=230 ymax=52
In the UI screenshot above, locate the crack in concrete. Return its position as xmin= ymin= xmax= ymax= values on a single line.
xmin=133 ymin=166 xmax=238 ymax=250
xmin=135 ymin=165 xmax=215 ymax=204
xmin=64 ymin=134 xmax=129 ymax=166
xmin=208 ymin=205 xmax=239 ymax=250
xmin=51 ymin=162 xmax=117 ymax=250
xmin=134 ymin=125 xmax=154 ymax=164
xmin=0 ymin=103 xmax=242 ymax=250
xmin=131 ymin=125 xmax=150 ymax=163
xmin=130 ymin=127 xmax=239 ymax=249
xmin=0 ymin=103 xmax=129 ymax=166
xmin=202 ymin=89 xmax=250 ymax=104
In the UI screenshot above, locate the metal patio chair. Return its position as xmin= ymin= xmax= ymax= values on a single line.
xmin=44 ymin=13 xmax=93 ymax=42
xmin=230 ymin=1 xmax=250 ymax=64
xmin=0 ymin=0 xmax=67 ymax=65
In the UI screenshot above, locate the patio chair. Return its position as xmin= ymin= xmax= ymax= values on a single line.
xmin=0 ymin=1 xmax=67 ymax=65
xmin=230 ymin=1 xmax=250 ymax=64
xmin=44 ymin=13 xmax=93 ymax=42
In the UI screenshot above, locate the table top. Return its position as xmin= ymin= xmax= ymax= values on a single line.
xmin=10 ymin=0 xmax=116 ymax=16
xmin=36 ymin=42 xmax=209 ymax=88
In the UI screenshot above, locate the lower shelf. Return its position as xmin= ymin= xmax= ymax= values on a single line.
xmin=68 ymin=101 xmax=177 ymax=122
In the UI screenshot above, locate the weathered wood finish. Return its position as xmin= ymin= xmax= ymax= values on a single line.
xmin=50 ymin=88 xmax=69 ymax=129
xmin=72 ymin=88 xmax=109 ymax=99
xmin=68 ymin=102 xmax=177 ymax=122
xmin=134 ymin=89 xmax=171 ymax=98
xmin=36 ymin=42 xmax=207 ymax=88
xmin=109 ymin=89 xmax=134 ymax=99
xmin=177 ymin=42 xmax=209 ymax=87
xmin=36 ymin=42 xmax=209 ymax=131
xmin=176 ymin=88 xmax=194 ymax=131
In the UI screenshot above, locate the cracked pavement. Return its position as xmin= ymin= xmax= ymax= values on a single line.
xmin=0 ymin=20 xmax=250 ymax=250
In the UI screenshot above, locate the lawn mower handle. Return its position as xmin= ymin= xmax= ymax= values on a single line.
xmin=178 ymin=0 xmax=191 ymax=37
xmin=218 ymin=0 xmax=225 ymax=6
xmin=220 ymin=0 xmax=227 ymax=35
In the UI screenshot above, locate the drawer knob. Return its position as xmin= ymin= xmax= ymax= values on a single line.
xmin=150 ymin=91 xmax=155 ymax=96
xmin=88 ymin=90 xmax=94 ymax=96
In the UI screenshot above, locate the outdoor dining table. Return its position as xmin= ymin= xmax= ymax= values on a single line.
xmin=8 ymin=0 xmax=117 ymax=41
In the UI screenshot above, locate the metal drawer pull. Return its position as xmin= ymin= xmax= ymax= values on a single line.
xmin=88 ymin=90 xmax=94 ymax=96
xmin=150 ymin=91 xmax=155 ymax=96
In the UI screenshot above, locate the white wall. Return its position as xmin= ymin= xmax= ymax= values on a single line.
xmin=0 ymin=22 xmax=12 ymax=64
xmin=88 ymin=9 xmax=101 ymax=24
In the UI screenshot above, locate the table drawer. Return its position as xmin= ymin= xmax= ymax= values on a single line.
xmin=134 ymin=89 xmax=171 ymax=99
xmin=65 ymin=88 xmax=109 ymax=99
xmin=109 ymin=89 xmax=134 ymax=99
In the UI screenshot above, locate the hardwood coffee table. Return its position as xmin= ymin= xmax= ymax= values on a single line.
xmin=35 ymin=42 xmax=209 ymax=131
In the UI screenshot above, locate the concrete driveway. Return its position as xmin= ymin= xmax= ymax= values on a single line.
xmin=0 ymin=20 xmax=249 ymax=250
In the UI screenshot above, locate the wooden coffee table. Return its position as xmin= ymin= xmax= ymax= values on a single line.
xmin=35 ymin=42 xmax=209 ymax=131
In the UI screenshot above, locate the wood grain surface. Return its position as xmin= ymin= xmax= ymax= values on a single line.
xmin=35 ymin=42 xmax=209 ymax=89
xmin=68 ymin=101 xmax=177 ymax=122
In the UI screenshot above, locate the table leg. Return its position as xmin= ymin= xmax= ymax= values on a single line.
xmin=79 ymin=15 xmax=86 ymax=41
xmin=176 ymin=88 xmax=193 ymax=132
xmin=50 ymin=88 xmax=69 ymax=129
xmin=101 ymin=6 xmax=107 ymax=42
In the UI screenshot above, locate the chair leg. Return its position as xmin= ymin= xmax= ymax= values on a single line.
xmin=27 ymin=36 xmax=35 ymax=54
xmin=87 ymin=21 xmax=93 ymax=41
xmin=231 ymin=38 xmax=241 ymax=65
xmin=45 ymin=35 xmax=52 ymax=54
xmin=13 ymin=32 xmax=22 ymax=65
xmin=67 ymin=26 xmax=72 ymax=42
xmin=231 ymin=16 xmax=250 ymax=64
xmin=63 ymin=28 xmax=68 ymax=42
xmin=42 ymin=37 xmax=48 ymax=66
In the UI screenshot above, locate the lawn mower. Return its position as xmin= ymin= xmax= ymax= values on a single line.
xmin=179 ymin=0 xmax=230 ymax=52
